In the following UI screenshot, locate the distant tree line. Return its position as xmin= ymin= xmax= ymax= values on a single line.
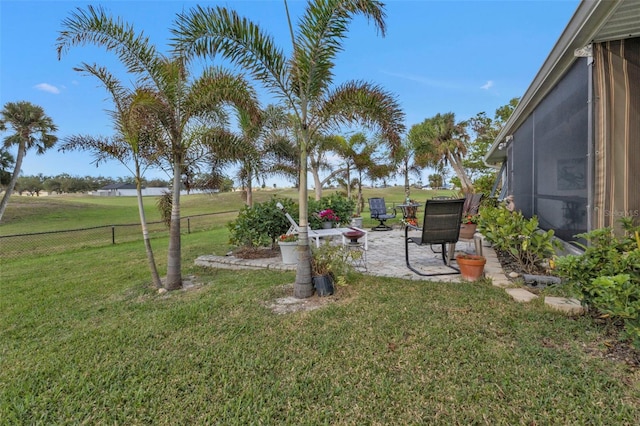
xmin=11 ymin=174 xmax=171 ymax=196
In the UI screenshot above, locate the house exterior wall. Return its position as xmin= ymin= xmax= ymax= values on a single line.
xmin=507 ymin=59 xmax=589 ymax=243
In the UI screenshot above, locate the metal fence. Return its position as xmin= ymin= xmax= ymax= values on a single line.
xmin=0 ymin=211 xmax=237 ymax=261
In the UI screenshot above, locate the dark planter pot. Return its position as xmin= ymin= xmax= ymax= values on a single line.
xmin=312 ymin=274 xmax=334 ymax=296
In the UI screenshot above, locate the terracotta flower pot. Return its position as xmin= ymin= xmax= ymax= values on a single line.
xmin=456 ymin=254 xmax=486 ymax=281
xmin=459 ymin=223 xmax=477 ymax=239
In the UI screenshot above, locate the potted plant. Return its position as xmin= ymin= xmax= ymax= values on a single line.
xmin=277 ymin=234 xmax=298 ymax=265
xmin=310 ymin=243 xmax=352 ymax=296
xmin=459 ymin=213 xmax=478 ymax=239
xmin=350 ymin=214 xmax=363 ymax=228
xmin=318 ymin=208 xmax=340 ymax=229
xmin=456 ymin=253 xmax=486 ymax=281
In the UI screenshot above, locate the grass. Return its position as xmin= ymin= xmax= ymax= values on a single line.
xmin=2 ymin=189 xmax=639 ymax=424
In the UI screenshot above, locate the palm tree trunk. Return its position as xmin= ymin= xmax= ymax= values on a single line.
xmin=165 ymin=153 xmax=183 ymax=290
xmin=312 ymin=167 xmax=323 ymax=201
xmin=448 ymin=153 xmax=474 ymax=193
xmin=135 ymin=174 xmax=162 ymax=288
xmin=0 ymin=141 xmax=25 ymax=222
xmin=404 ymin=158 xmax=410 ymax=200
xmin=295 ymin=134 xmax=313 ymax=299
xmin=246 ymin=178 xmax=253 ymax=207
xmin=346 ymin=165 xmax=352 ymax=199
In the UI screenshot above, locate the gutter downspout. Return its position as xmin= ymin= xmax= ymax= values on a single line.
xmin=580 ymin=44 xmax=595 ymax=234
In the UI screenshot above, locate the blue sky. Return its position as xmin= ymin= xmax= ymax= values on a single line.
xmin=1 ymin=0 xmax=580 ymax=187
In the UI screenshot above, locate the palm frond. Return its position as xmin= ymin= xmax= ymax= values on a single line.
xmin=186 ymin=67 xmax=261 ymax=128
xmin=57 ymin=5 xmax=165 ymax=86
xmin=292 ymin=0 xmax=386 ymax=101
xmin=316 ymin=80 xmax=405 ymax=155
xmin=172 ymin=6 xmax=290 ymax=102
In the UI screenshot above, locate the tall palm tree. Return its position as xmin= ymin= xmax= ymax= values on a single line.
xmin=0 ymin=101 xmax=58 ymax=222
xmin=173 ymin=0 xmax=405 ymax=298
xmin=409 ymin=112 xmax=474 ymax=193
xmin=235 ymin=104 xmax=295 ymax=206
xmin=59 ymin=67 xmax=163 ymax=288
xmin=333 ymin=132 xmax=376 ymax=215
xmin=57 ymin=5 xmax=261 ymax=290
xmin=394 ymin=137 xmax=422 ymax=200
xmin=308 ymin=133 xmax=346 ymax=201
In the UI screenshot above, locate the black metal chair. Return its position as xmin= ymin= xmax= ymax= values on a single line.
xmin=404 ymin=198 xmax=465 ymax=276
xmin=368 ymin=197 xmax=396 ymax=231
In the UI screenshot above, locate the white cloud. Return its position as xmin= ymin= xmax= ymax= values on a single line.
xmin=34 ymin=83 xmax=61 ymax=94
xmin=480 ymin=80 xmax=494 ymax=90
xmin=381 ymin=70 xmax=462 ymax=90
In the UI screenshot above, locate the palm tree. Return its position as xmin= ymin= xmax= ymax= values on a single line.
xmin=173 ymin=0 xmax=405 ymax=298
xmin=0 ymin=101 xmax=58 ymax=222
xmin=236 ymin=104 xmax=295 ymax=206
xmin=409 ymin=112 xmax=474 ymax=193
xmin=0 ymin=149 xmax=15 ymax=189
xmin=308 ymin=133 xmax=346 ymax=201
xmin=59 ymin=68 xmax=163 ymax=288
xmin=57 ymin=5 xmax=261 ymax=290
xmin=333 ymin=132 xmax=377 ymax=215
xmin=394 ymin=137 xmax=422 ymax=201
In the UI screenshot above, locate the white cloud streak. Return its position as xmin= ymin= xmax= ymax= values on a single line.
xmin=34 ymin=83 xmax=61 ymax=94
xmin=380 ymin=70 xmax=462 ymax=90
xmin=480 ymin=80 xmax=494 ymax=90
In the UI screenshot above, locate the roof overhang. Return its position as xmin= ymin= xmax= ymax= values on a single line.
xmin=485 ymin=0 xmax=640 ymax=165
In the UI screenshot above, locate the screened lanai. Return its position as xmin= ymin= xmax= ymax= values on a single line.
xmin=485 ymin=0 xmax=640 ymax=248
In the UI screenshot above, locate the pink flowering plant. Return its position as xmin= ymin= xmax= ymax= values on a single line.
xmin=318 ymin=208 xmax=340 ymax=222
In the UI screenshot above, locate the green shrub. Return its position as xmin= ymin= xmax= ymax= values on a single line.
xmin=311 ymin=241 xmax=357 ymax=285
xmin=227 ymin=198 xmax=297 ymax=248
xmin=308 ymin=192 xmax=355 ymax=229
xmin=554 ymin=218 xmax=640 ymax=347
xmin=477 ymin=204 xmax=558 ymax=274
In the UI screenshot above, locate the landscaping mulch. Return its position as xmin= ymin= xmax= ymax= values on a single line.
xmin=233 ymin=246 xmax=280 ymax=259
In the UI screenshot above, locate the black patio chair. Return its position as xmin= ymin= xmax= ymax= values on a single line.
xmin=404 ymin=198 xmax=465 ymax=276
xmin=368 ymin=197 xmax=397 ymax=231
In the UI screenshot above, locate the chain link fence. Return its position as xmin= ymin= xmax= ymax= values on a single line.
xmin=0 ymin=211 xmax=237 ymax=261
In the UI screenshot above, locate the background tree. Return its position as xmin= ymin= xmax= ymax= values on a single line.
xmin=464 ymin=98 xmax=519 ymax=187
xmin=174 ymin=0 xmax=405 ymax=298
xmin=409 ymin=112 xmax=473 ymax=193
xmin=0 ymin=149 xmax=15 ymax=189
xmin=235 ymin=104 xmax=296 ymax=206
xmin=16 ymin=174 xmax=45 ymax=196
xmin=308 ymin=133 xmax=344 ymax=201
xmin=0 ymin=101 xmax=58 ymax=222
xmin=60 ymin=76 xmax=164 ymax=289
xmin=393 ymin=137 xmax=422 ymax=200
xmin=427 ymin=173 xmax=443 ymax=189
xmin=333 ymin=132 xmax=389 ymax=215
xmin=57 ymin=6 xmax=261 ymax=290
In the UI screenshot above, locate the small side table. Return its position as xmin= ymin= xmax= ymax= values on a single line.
xmin=342 ymin=230 xmax=367 ymax=271
xmin=397 ymin=203 xmax=421 ymax=227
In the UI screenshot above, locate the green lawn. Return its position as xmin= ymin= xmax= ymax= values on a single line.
xmin=1 ymin=190 xmax=639 ymax=424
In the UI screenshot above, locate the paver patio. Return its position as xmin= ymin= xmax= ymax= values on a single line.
xmin=195 ymin=228 xmax=512 ymax=287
